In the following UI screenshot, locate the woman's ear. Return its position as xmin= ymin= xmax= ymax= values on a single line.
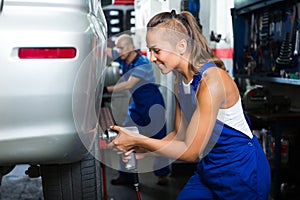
xmin=176 ymin=39 xmax=187 ymax=55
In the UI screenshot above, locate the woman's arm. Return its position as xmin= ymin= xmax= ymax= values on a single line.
xmin=111 ymin=68 xmax=228 ymax=162
xmin=161 ymin=96 xmax=185 ymax=141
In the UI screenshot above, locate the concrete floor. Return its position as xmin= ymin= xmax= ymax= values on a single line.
xmin=0 ymin=165 xmax=43 ymax=200
xmin=0 ymin=163 xmax=194 ymax=200
xmin=104 ymin=163 xmax=194 ymax=200
xmin=2 ymin=163 xmax=299 ymax=200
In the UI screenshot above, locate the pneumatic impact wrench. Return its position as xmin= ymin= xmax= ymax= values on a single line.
xmin=101 ymin=127 xmax=142 ymax=200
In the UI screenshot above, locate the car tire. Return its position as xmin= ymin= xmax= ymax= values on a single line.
xmin=40 ymin=140 xmax=102 ymax=200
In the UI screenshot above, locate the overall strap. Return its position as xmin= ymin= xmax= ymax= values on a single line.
xmin=200 ymin=62 xmax=217 ymax=75
xmin=191 ymin=62 xmax=217 ymax=91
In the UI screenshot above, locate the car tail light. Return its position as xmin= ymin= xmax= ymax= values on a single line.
xmin=18 ymin=47 xmax=76 ymax=59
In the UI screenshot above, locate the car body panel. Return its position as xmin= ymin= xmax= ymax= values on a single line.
xmin=0 ymin=0 xmax=107 ymax=164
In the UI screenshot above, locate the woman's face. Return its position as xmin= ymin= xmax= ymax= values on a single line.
xmin=146 ymin=29 xmax=183 ymax=74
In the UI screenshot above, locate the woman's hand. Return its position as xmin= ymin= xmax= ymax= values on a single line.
xmin=122 ymin=149 xmax=134 ymax=163
xmin=122 ymin=149 xmax=148 ymax=162
xmin=108 ymin=125 xmax=144 ymax=153
xmin=108 ymin=125 xmax=164 ymax=160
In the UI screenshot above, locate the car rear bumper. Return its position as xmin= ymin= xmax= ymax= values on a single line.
xmin=0 ymin=127 xmax=95 ymax=165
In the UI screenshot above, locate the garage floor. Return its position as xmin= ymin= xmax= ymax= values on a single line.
xmin=0 ymin=165 xmax=43 ymax=200
xmin=0 ymin=163 xmax=193 ymax=200
xmin=103 ymin=162 xmax=194 ymax=200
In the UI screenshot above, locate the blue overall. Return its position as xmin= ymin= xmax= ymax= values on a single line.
xmin=176 ymin=62 xmax=271 ymax=199
xmin=113 ymin=50 xmax=170 ymax=178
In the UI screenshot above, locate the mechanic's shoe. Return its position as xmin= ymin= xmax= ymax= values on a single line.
xmin=111 ymin=176 xmax=132 ymax=185
xmin=157 ymin=176 xmax=168 ymax=186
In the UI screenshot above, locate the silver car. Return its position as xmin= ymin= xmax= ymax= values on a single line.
xmin=0 ymin=0 xmax=107 ymax=199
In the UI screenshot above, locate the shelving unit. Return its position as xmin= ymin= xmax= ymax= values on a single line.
xmin=232 ymin=0 xmax=300 ymax=85
xmin=235 ymin=74 xmax=300 ymax=85
xmin=232 ymin=0 xmax=300 ymax=199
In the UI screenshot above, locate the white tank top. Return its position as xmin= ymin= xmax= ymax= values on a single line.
xmin=182 ymin=80 xmax=253 ymax=139
xmin=217 ymin=98 xmax=253 ymax=139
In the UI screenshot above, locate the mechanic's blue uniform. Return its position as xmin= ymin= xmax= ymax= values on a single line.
xmin=112 ymin=50 xmax=170 ymax=178
xmin=176 ymin=62 xmax=271 ymax=199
